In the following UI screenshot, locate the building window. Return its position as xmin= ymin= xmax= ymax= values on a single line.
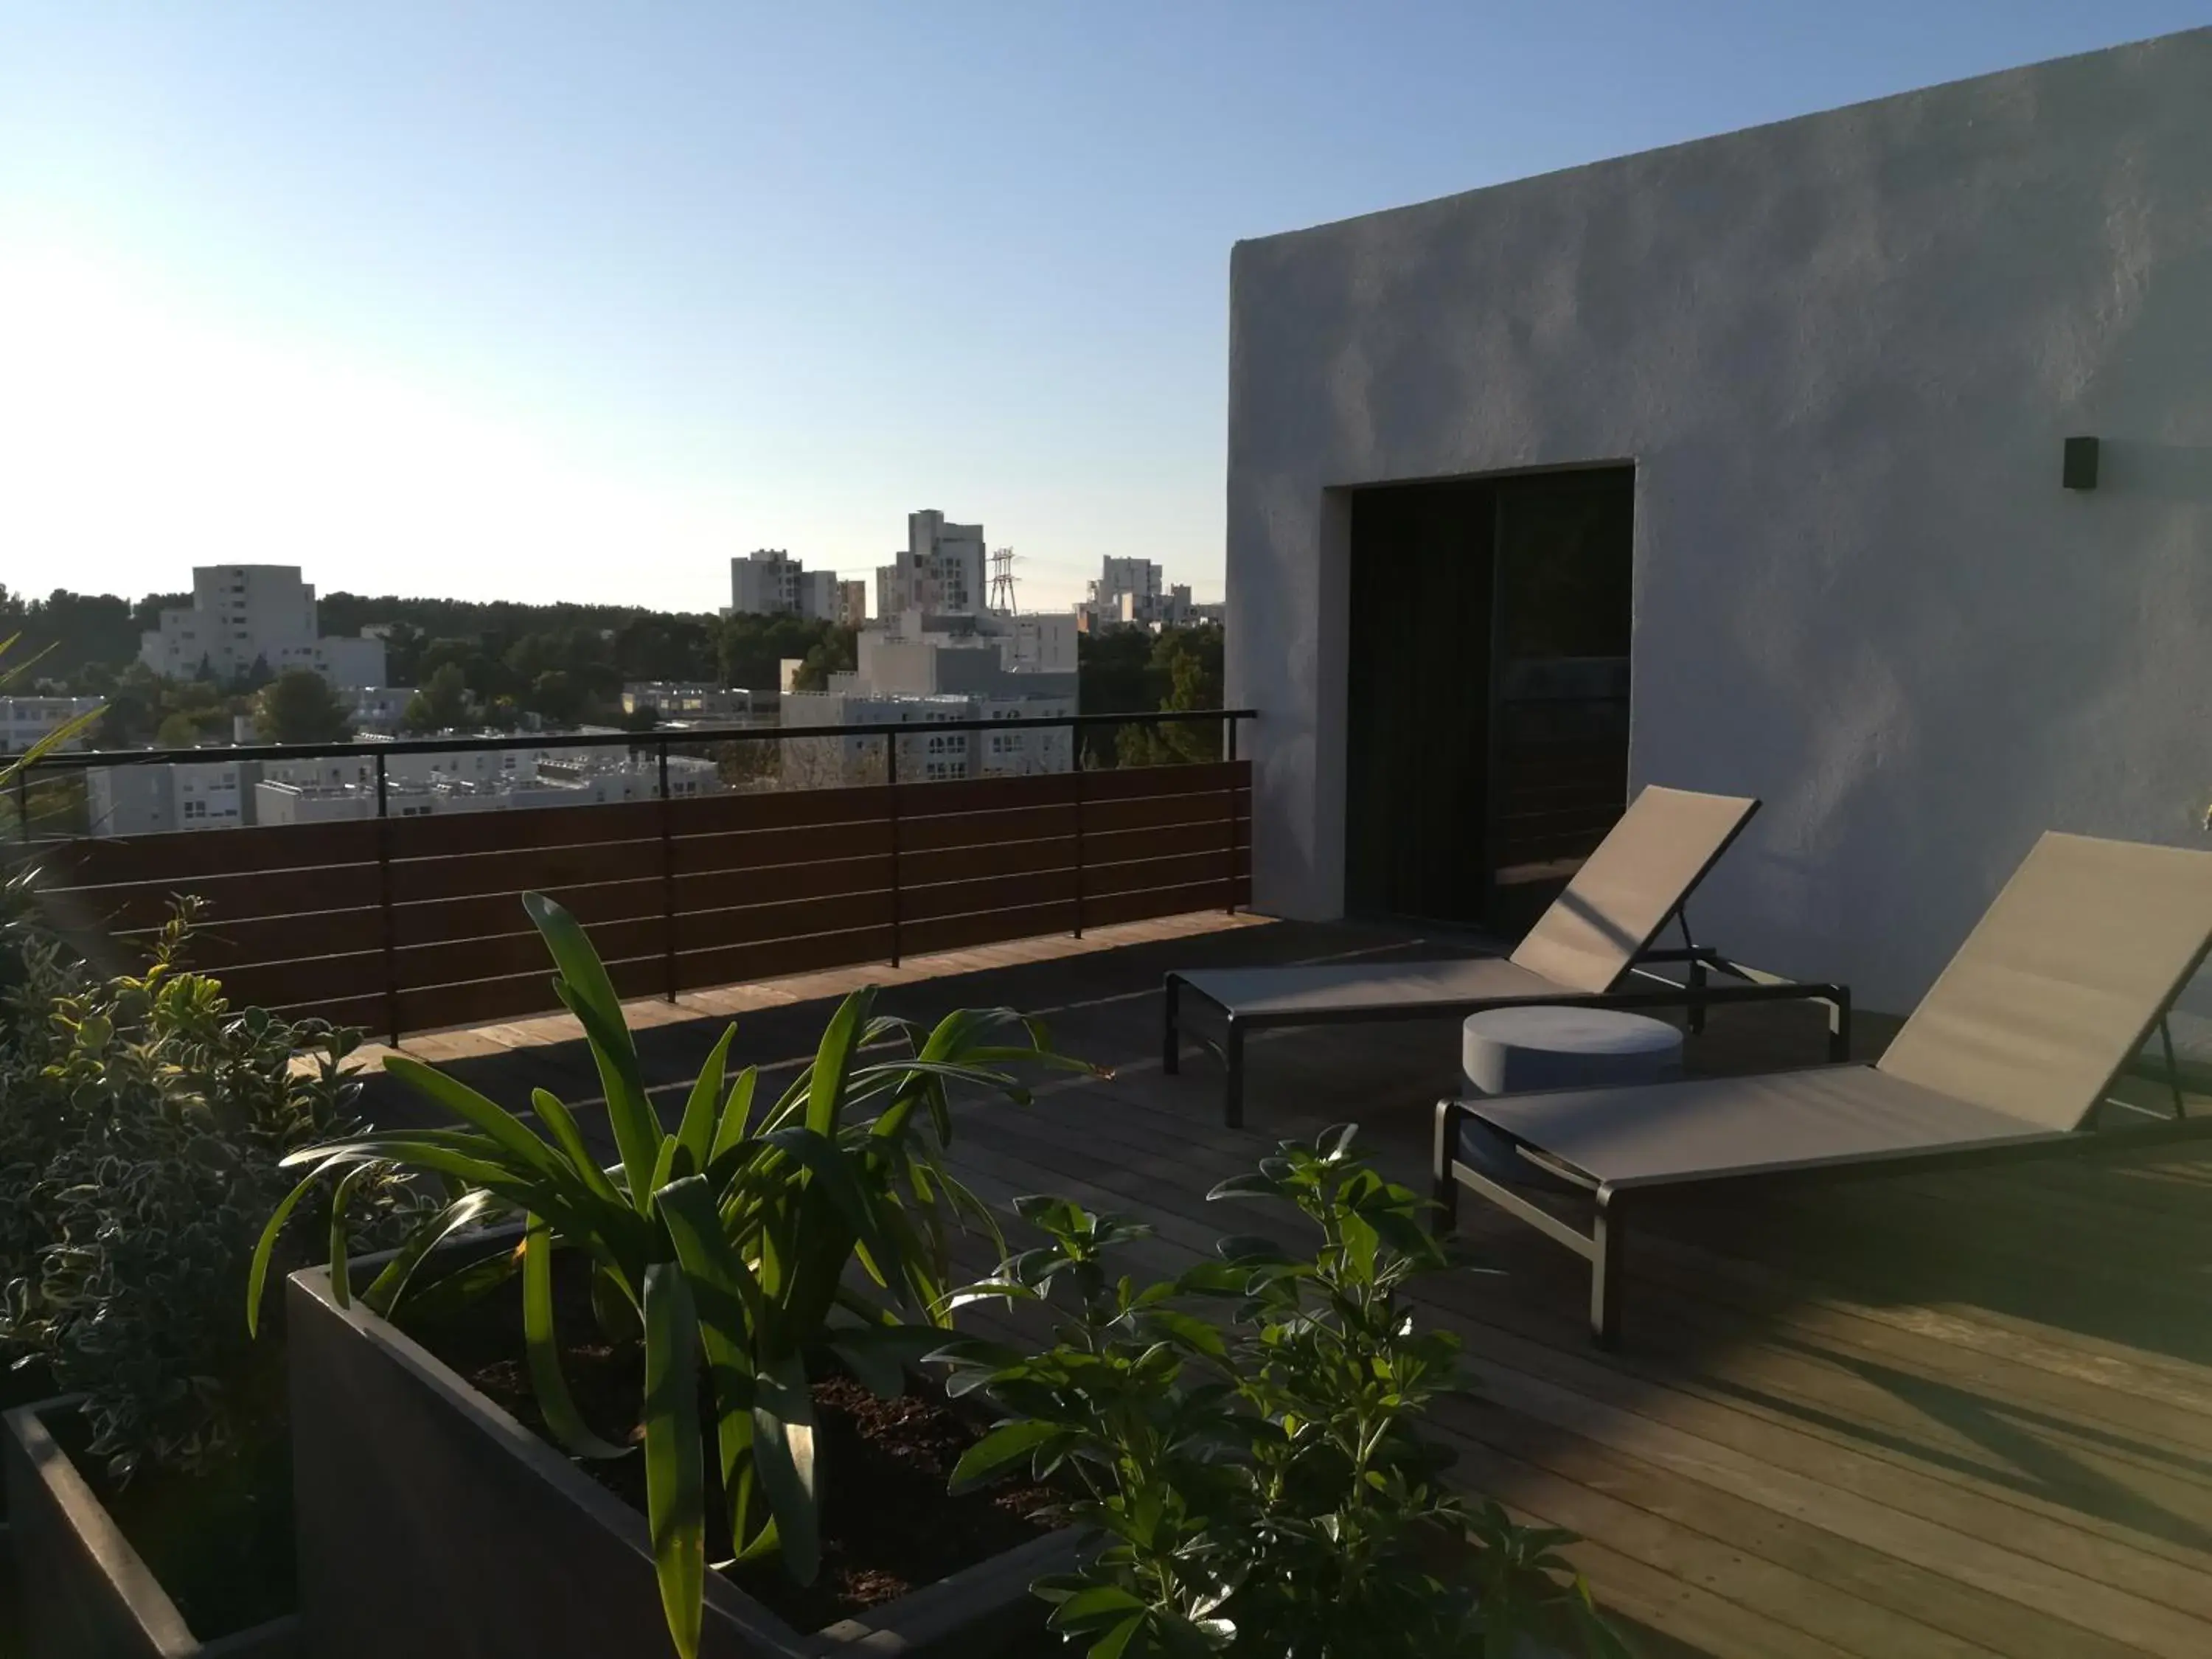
xmin=182 ymin=799 xmax=206 ymax=820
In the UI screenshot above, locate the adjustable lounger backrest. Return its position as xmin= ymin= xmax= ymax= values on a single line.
xmin=1509 ymin=785 xmax=1761 ymax=995
xmin=1877 ymin=832 xmax=2212 ymax=1131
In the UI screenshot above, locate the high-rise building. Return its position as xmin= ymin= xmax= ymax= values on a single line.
xmin=876 ymin=510 xmax=987 ymax=619
xmin=730 ymin=550 xmax=839 ymax=620
xmin=1074 ymin=557 xmax=1219 ymax=632
xmin=836 ymin=580 xmax=869 ymax=629
xmin=137 ymin=566 xmax=387 ymax=688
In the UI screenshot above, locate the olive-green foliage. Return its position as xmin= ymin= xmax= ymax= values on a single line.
xmin=936 ymin=1129 xmax=1627 ymax=1659
xmin=252 ymin=891 xmax=1100 ymax=1659
xmin=0 ymin=898 xmax=422 ymax=1482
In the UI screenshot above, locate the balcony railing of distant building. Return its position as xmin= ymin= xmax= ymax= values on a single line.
xmin=6 ymin=710 xmax=1255 ymax=1044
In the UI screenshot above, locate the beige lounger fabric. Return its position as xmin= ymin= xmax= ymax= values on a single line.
xmin=1178 ymin=784 xmax=1759 ymax=1018
xmin=1875 ymin=832 xmax=2212 ymax=1131
xmin=1507 ymin=785 xmax=1759 ymax=992
xmin=1470 ymin=1068 xmax=2062 ymax=1190
xmin=1469 ymin=830 xmax=2212 ymax=1191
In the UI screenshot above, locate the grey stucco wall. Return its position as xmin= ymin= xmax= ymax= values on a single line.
xmin=1226 ymin=27 xmax=2212 ymax=1012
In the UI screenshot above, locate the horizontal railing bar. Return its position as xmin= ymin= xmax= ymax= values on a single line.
xmin=18 ymin=709 xmax=1260 ymax=773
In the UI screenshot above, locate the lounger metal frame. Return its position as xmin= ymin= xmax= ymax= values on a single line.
xmin=1164 ymin=906 xmax=1853 ymax=1128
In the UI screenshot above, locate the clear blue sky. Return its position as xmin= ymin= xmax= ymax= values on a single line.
xmin=2 ymin=3 xmax=2203 ymax=614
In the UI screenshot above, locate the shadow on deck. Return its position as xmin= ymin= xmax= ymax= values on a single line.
xmin=358 ymin=913 xmax=2212 ymax=1659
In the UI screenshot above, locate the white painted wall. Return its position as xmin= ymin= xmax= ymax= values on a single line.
xmin=1226 ymin=27 xmax=2212 ymax=1012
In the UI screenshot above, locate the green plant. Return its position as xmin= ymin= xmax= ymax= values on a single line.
xmin=934 ymin=1129 xmax=1627 ymax=1658
xmin=251 ymin=891 xmax=1100 ymax=1659
xmin=0 ymin=902 xmax=421 ymax=1479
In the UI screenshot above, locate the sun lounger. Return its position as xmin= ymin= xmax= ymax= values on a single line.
xmin=1164 ymin=785 xmax=1849 ymax=1126
xmin=1434 ymin=831 xmax=2212 ymax=1347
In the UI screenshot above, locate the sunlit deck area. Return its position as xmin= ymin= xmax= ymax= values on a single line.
xmin=357 ymin=911 xmax=2212 ymax=1659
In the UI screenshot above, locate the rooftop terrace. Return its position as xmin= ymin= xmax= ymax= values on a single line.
xmin=351 ymin=908 xmax=2212 ymax=1659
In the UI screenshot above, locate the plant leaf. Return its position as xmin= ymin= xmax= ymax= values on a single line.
xmin=642 ymin=1260 xmax=706 ymax=1659
xmin=522 ymin=1215 xmax=630 ymax=1460
xmin=805 ymin=987 xmax=874 ymax=1136
xmin=675 ymin=1025 xmax=735 ymax=1173
xmin=950 ymin=1419 xmax=1061 ymax=1492
xmin=751 ymin=1352 xmax=821 ymax=1584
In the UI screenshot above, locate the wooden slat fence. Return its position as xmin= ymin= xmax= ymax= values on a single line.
xmin=21 ymin=762 xmax=1251 ymax=1040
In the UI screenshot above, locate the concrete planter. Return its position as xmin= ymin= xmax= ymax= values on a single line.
xmin=0 ymin=1398 xmax=300 ymax=1659
xmin=286 ymin=1263 xmax=1080 ymax=1658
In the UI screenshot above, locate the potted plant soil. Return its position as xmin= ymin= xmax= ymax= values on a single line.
xmin=256 ymin=893 xmax=1099 ymax=1659
xmin=0 ymin=902 xmax=420 ymax=1659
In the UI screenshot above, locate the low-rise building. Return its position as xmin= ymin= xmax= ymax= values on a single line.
xmin=619 ymin=684 xmax=774 ymax=722
xmin=137 ymin=565 xmax=387 ymax=689
xmin=87 ymin=759 xmax=257 ymax=836
xmin=0 ymin=695 xmax=104 ymax=755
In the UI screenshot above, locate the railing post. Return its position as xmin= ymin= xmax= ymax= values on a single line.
xmin=1224 ymin=717 xmax=1238 ymax=916
xmin=1071 ymin=720 xmax=1085 ymax=939
xmin=886 ymin=734 xmax=902 ymax=968
xmin=658 ymin=737 xmax=677 ymax=1002
xmin=375 ymin=751 xmax=401 ymax=1047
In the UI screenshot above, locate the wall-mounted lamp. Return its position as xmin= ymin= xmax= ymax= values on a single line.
xmin=2062 ymin=435 xmax=2100 ymax=490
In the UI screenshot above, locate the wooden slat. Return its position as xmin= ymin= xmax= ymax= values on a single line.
xmin=39 ymin=863 xmax=383 ymax=929
xmin=902 ymin=837 xmax=1075 ymax=887
xmin=900 ymin=902 xmax=1075 ymax=959
xmin=668 ymin=785 xmax=893 ymax=837
xmin=218 ymin=951 xmax=389 ymax=1012
xmin=393 ymin=953 xmax=664 ymax=1035
xmin=392 ymin=914 xmax=666 ymax=992
xmin=1082 ymin=848 xmax=1248 ymax=900
xmin=672 ymin=926 xmax=898 ymax=995
xmin=672 ymin=818 xmax=892 ymax=876
xmin=35 ymin=817 xmax=379 ymax=886
xmin=1083 ymin=878 xmax=1250 ymax=928
xmin=386 ymin=841 xmax=661 ymax=905
xmin=898 ymin=803 xmax=1074 ymax=854
xmin=387 ymin=799 xmax=663 ymax=858
xmin=128 ymin=905 xmax=386 ymax=972
xmin=675 ymin=856 xmax=892 ymax=916
xmin=893 ymin=773 xmax=1079 ymax=818
xmin=1082 ymin=787 xmax=1251 ymax=838
xmin=1082 ymin=819 xmax=1248 ymax=869
xmin=391 ymin=879 xmax=664 ymax=948
xmin=1076 ymin=761 xmax=1248 ymax=804
xmin=262 ymin=990 xmax=388 ymax=1032
xmin=676 ymin=891 xmax=894 ymax=953
xmin=900 ymin=868 xmax=1079 ymax=925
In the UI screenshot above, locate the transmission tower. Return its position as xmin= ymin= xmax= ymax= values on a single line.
xmin=988 ymin=547 xmax=1020 ymax=614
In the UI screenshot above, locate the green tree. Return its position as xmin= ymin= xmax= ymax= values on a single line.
xmin=790 ymin=625 xmax=858 ymax=692
xmin=1117 ymin=627 xmax=1225 ymax=767
xmin=156 ymin=711 xmax=210 ymax=748
xmin=403 ymin=662 xmax=472 ymax=734
xmin=254 ymin=669 xmax=355 ymax=745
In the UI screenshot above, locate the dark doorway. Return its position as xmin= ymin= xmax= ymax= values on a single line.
xmin=1344 ymin=467 xmax=1633 ymax=936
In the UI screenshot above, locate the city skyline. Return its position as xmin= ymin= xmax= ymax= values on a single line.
xmin=2 ymin=3 xmax=2199 ymax=613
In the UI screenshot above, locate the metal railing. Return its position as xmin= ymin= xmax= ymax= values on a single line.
xmin=9 ymin=707 xmax=1256 ymax=835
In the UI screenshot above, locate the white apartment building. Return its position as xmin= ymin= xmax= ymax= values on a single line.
xmin=836 ymin=580 xmax=869 ymax=630
xmin=620 ymin=684 xmax=774 ymax=721
xmin=1074 ymin=557 xmax=1219 ymax=633
xmin=876 ymin=511 xmax=986 ymax=619
xmin=350 ymin=687 xmax=417 ymax=734
xmin=86 ymin=760 xmax=253 ymax=837
xmin=730 ymin=550 xmax=840 ymax=621
xmin=138 ymin=566 xmax=387 ymax=689
xmin=781 ymin=606 xmax=1079 ymax=785
xmin=254 ymin=751 xmax=723 ymax=826
xmin=0 ymin=695 xmax=104 ymax=755
xmin=779 ymin=692 xmax=1075 ymax=786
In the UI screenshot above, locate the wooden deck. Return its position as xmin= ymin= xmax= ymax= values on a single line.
xmin=358 ymin=912 xmax=2212 ymax=1659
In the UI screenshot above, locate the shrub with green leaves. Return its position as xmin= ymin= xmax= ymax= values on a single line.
xmin=0 ymin=900 xmax=421 ymax=1481
xmin=934 ymin=1128 xmax=1628 ymax=1659
xmin=252 ymin=890 xmax=1100 ymax=1659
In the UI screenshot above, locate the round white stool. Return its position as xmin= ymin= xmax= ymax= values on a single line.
xmin=1457 ymin=1006 xmax=1684 ymax=1189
